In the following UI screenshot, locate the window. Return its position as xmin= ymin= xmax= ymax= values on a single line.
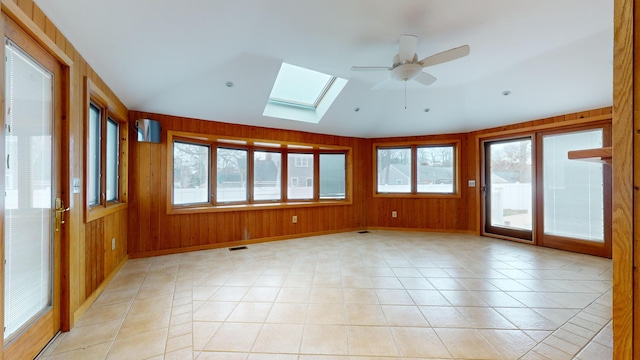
xmin=168 ymin=132 xmax=351 ymax=210
xmin=217 ymin=147 xmax=248 ymax=203
xmin=85 ymin=78 xmax=128 ymax=220
xmin=254 ymin=151 xmax=281 ymax=201
xmin=269 ymin=63 xmax=336 ymax=109
xmin=88 ymin=103 xmax=101 ymax=206
xmin=417 ymin=146 xmax=455 ymax=194
xmin=319 ymin=153 xmax=346 ymax=199
xmin=173 ymin=141 xmax=210 ymax=205
xmin=375 ymin=142 xmax=458 ymax=196
xmin=377 ymin=147 xmax=412 ymax=193
xmin=287 ymin=153 xmax=313 ymax=200
xmin=263 ymin=63 xmax=348 ymax=124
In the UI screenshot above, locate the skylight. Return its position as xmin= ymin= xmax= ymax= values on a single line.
xmin=263 ymin=63 xmax=348 ymax=124
xmin=269 ymin=63 xmax=336 ymax=109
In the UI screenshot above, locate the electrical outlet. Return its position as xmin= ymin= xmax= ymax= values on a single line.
xmin=111 ymin=238 xmax=116 ymax=250
xmin=292 ymin=215 xmax=298 ymax=224
xmin=392 ymin=211 xmax=397 ymax=218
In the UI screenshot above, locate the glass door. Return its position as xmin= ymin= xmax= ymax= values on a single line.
xmin=3 ymin=16 xmax=63 ymax=360
xmin=483 ymin=137 xmax=533 ymax=241
xmin=536 ymin=127 xmax=611 ymax=257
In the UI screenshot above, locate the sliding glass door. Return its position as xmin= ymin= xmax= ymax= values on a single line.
xmin=536 ymin=127 xmax=611 ymax=257
xmin=482 ymin=124 xmax=611 ymax=257
xmin=484 ymin=137 xmax=533 ymax=241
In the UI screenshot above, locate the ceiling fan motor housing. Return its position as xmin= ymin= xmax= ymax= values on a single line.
xmin=390 ymin=63 xmax=423 ymax=81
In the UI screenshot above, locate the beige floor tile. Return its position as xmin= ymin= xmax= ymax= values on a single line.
xmin=435 ymin=328 xmax=503 ymax=359
xmin=310 ymin=287 xmax=344 ymax=303
xmin=419 ymin=306 xmax=471 ymax=328
xmin=390 ymin=327 xmax=450 ymax=358
xmin=247 ymin=354 xmax=299 ymax=360
xmin=381 ymin=305 xmax=429 ymax=327
xmin=203 ymin=322 xmax=262 ymax=351
xmin=106 ymin=328 xmax=168 ymax=360
xmin=128 ymin=293 xmax=174 ymax=315
xmin=47 ymin=232 xmax=613 ymax=360
xmin=51 ymin=320 xmax=121 ymax=354
xmin=345 ymin=304 xmax=387 ymax=325
xmin=494 ymin=307 xmax=557 ymax=330
xmin=164 ymin=347 xmax=195 ymax=360
xmin=575 ymin=341 xmax=612 ymax=360
xmin=407 ymin=289 xmax=450 ymax=306
xmin=252 ymin=323 xmax=304 ymax=353
xmin=242 ymin=287 xmax=279 ymax=303
xmin=275 ymin=287 xmax=311 ymax=302
xmin=196 ymin=351 xmax=248 ymax=359
xmin=117 ymin=308 xmax=171 ymax=338
xmin=398 ymin=277 xmax=434 ymax=290
xmin=44 ymin=341 xmax=111 ymax=360
xmin=347 ymin=326 xmax=399 ymax=357
xmin=376 ymin=289 xmax=414 ymax=305
xmin=307 ymin=303 xmax=346 ymax=324
xmin=210 ymin=286 xmax=250 ymax=301
xmin=456 ymin=307 xmax=516 ymax=329
xmin=193 ymin=301 xmax=237 ymax=321
xmin=193 ymin=322 xmax=222 ymax=351
xmin=227 ymin=302 xmax=273 ymax=323
xmin=439 ymin=290 xmax=489 ymax=306
xmin=343 ymin=288 xmax=379 ymax=304
xmin=300 ymin=325 xmax=349 ymax=355
xmin=266 ymin=302 xmax=308 ymax=323
xmin=480 ymin=329 xmax=538 ymax=358
xmin=92 ymin=288 xmax=139 ymax=307
xmin=74 ymin=301 xmax=131 ymax=327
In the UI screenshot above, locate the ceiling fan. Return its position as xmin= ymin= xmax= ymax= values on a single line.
xmin=351 ymin=34 xmax=470 ymax=90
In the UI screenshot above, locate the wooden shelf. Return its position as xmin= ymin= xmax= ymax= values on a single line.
xmin=568 ymin=147 xmax=612 ymax=165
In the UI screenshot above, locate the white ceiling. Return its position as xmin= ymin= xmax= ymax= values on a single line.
xmin=35 ymin=0 xmax=613 ymax=138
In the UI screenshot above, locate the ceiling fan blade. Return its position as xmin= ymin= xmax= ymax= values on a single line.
xmin=414 ymin=72 xmax=437 ymax=86
xmin=351 ymin=66 xmax=391 ymax=71
xmin=418 ymin=45 xmax=470 ymax=67
xmin=372 ymin=78 xmax=392 ymax=90
xmin=399 ymin=34 xmax=418 ymax=62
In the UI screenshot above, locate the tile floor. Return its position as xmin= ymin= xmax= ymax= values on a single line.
xmin=37 ymin=231 xmax=613 ymax=359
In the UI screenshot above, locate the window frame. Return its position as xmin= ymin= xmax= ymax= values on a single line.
xmin=167 ymin=131 xmax=352 ymax=214
xmin=373 ymin=140 xmax=461 ymax=198
xmin=85 ymin=78 xmax=128 ymax=222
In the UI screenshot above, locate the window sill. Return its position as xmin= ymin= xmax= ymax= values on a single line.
xmin=373 ymin=192 xmax=461 ymax=199
xmin=86 ymin=202 xmax=128 ymax=223
xmin=168 ymin=199 xmax=352 ymax=215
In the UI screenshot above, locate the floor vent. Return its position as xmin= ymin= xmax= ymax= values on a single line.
xmin=229 ymin=246 xmax=248 ymax=251
xmin=358 ymin=230 xmax=370 ymax=234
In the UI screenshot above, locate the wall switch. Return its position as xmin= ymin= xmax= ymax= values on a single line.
xmin=111 ymin=238 xmax=116 ymax=250
xmin=392 ymin=211 xmax=398 ymax=218
xmin=292 ymin=215 xmax=298 ymax=224
xmin=468 ymin=180 xmax=476 ymax=187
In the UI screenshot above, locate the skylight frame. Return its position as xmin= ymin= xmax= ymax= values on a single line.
xmin=268 ymin=63 xmax=338 ymax=110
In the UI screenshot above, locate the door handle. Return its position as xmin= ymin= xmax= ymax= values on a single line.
xmin=54 ymin=197 xmax=69 ymax=232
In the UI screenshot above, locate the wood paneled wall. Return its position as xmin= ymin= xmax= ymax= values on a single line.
xmin=0 ymin=0 xmax=130 ymax=329
xmin=128 ymin=112 xmax=369 ymax=257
